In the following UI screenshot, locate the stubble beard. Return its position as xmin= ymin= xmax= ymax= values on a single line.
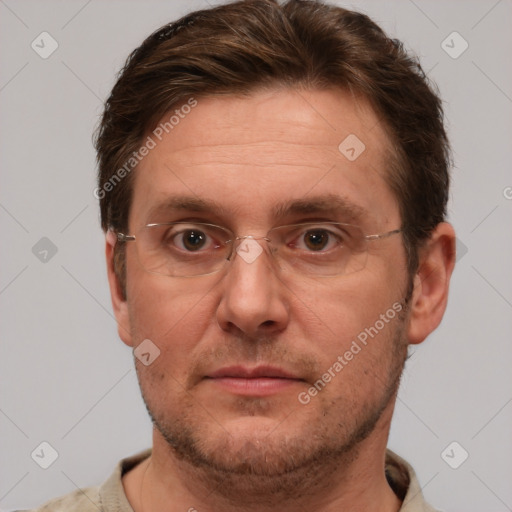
xmin=136 ymin=310 xmax=410 ymax=506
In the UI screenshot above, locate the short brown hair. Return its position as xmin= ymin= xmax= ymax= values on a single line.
xmin=95 ymin=0 xmax=450 ymax=288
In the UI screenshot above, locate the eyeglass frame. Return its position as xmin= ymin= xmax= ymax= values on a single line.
xmin=113 ymin=221 xmax=402 ymax=278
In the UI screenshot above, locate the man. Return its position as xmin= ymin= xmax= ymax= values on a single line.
xmin=32 ymin=0 xmax=456 ymax=510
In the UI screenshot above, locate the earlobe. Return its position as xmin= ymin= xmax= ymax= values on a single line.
xmin=105 ymin=231 xmax=133 ymax=347
xmin=406 ymin=222 xmax=456 ymax=345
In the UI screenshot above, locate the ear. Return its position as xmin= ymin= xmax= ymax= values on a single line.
xmin=407 ymin=222 xmax=456 ymax=345
xmin=105 ymin=231 xmax=133 ymax=347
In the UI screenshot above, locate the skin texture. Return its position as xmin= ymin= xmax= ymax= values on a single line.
xmin=106 ymin=87 xmax=456 ymax=512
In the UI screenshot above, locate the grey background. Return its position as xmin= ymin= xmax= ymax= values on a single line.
xmin=1 ymin=0 xmax=511 ymax=510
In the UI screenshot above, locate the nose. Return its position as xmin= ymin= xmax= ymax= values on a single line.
xmin=215 ymin=237 xmax=290 ymax=336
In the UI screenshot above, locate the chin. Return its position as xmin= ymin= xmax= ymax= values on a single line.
xmin=152 ymin=409 xmax=365 ymax=502
xmin=171 ymin=422 xmax=321 ymax=476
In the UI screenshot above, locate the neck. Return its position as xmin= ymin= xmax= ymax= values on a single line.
xmin=123 ymin=406 xmax=402 ymax=512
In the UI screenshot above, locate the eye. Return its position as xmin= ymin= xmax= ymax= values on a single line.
xmin=303 ymin=229 xmax=332 ymax=251
xmin=163 ymin=226 xmax=221 ymax=253
xmin=177 ymin=229 xmax=208 ymax=251
xmin=291 ymin=227 xmax=344 ymax=252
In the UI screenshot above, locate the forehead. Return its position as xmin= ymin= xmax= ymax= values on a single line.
xmin=130 ymin=87 xmax=400 ymax=230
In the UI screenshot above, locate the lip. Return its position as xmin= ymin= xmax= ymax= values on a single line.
xmin=204 ymin=365 xmax=304 ymax=396
xmin=207 ymin=365 xmax=299 ymax=379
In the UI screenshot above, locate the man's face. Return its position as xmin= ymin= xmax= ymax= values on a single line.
xmin=117 ymin=88 xmax=410 ymax=480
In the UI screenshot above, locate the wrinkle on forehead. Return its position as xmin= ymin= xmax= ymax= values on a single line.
xmin=131 ymin=88 xmax=401 ymax=232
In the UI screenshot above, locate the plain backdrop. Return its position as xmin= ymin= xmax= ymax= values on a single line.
xmin=1 ymin=0 xmax=511 ymax=510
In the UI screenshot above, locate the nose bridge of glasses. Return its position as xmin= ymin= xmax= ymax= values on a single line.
xmin=234 ymin=235 xmax=272 ymax=243
xmin=229 ymin=235 xmax=273 ymax=261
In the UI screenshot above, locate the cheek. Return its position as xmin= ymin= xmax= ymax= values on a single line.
xmin=298 ymin=295 xmax=406 ymax=412
xmin=291 ymin=270 xmax=406 ymax=365
xmin=126 ymin=272 xmax=217 ymax=371
xmin=294 ymin=271 xmax=398 ymax=324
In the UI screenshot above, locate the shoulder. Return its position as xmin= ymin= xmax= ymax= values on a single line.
xmin=20 ymin=485 xmax=101 ymax=511
xmin=20 ymin=448 xmax=151 ymax=512
xmin=386 ymin=449 xmax=441 ymax=512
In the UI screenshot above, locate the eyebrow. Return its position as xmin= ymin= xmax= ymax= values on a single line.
xmin=147 ymin=196 xmax=233 ymax=221
xmin=147 ymin=194 xmax=369 ymax=224
xmin=272 ymin=195 xmax=369 ymax=223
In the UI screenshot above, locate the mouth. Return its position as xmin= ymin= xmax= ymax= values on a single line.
xmin=204 ymin=365 xmax=305 ymax=396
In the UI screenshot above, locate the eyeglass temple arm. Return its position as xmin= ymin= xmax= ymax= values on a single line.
xmin=365 ymin=229 xmax=401 ymax=241
xmin=116 ymin=233 xmax=136 ymax=242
